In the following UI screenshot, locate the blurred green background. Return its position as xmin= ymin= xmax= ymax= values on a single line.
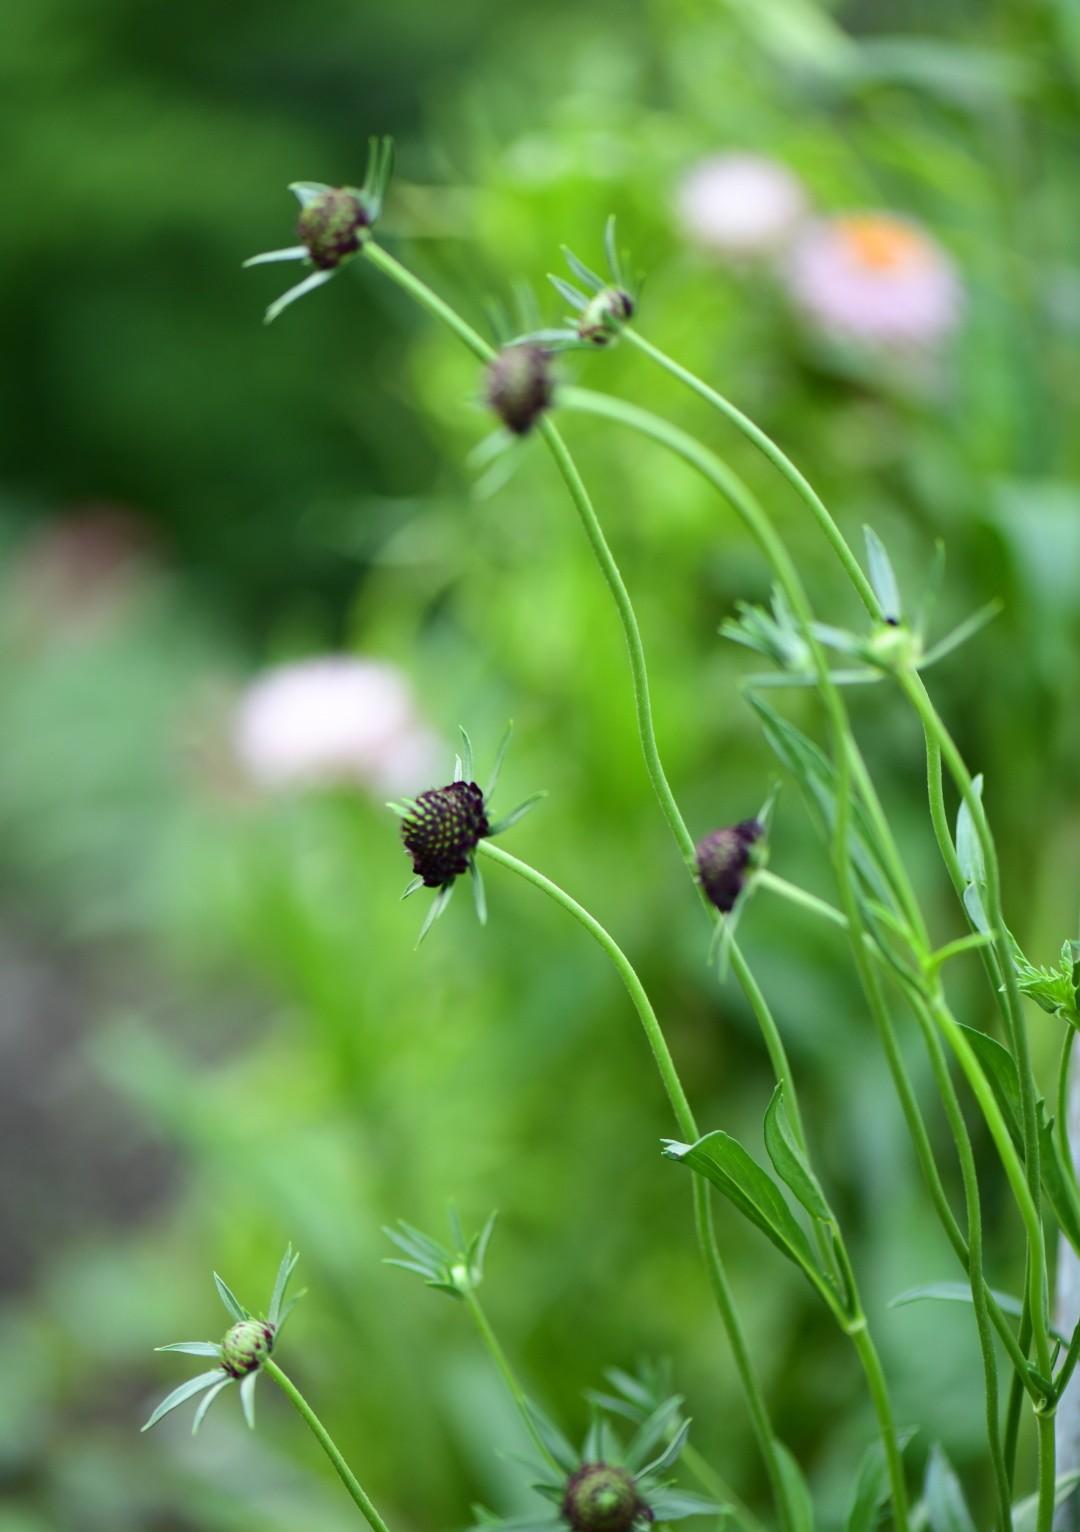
xmin=4 ymin=1 xmax=1080 ymax=1528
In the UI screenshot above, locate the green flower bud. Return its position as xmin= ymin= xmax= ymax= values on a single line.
xmin=221 ymin=1318 xmax=274 ymax=1378
xmin=577 ymin=288 xmax=634 ymax=346
xmin=866 ymin=620 xmax=918 ymax=671
xmin=297 ymin=188 xmax=370 ymax=270
xmin=562 ymin=1463 xmax=645 ymax=1532
xmin=485 ymin=345 xmax=554 ymax=435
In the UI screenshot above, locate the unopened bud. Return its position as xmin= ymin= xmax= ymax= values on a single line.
xmin=221 ymin=1319 xmax=274 ymax=1378
xmin=297 ymin=188 xmax=370 ymax=270
xmin=485 ymin=345 xmax=554 ymax=435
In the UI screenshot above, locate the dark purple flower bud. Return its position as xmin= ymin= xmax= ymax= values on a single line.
xmin=695 ymin=819 xmax=762 ymax=913
xmin=297 ymin=188 xmax=370 ymax=270
xmin=221 ymin=1319 xmax=274 ymax=1378
xmin=485 ymin=345 xmax=554 ymax=435
xmin=562 ymin=1464 xmax=647 ymax=1532
xmin=402 ymin=781 xmax=491 ymax=888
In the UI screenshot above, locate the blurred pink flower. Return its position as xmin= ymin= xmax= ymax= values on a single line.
xmin=675 ymin=153 xmax=808 ymax=260
xmin=233 ymin=657 xmax=440 ymax=796
xmin=785 ymin=213 xmax=962 ymax=348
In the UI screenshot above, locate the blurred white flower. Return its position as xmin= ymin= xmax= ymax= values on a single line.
xmin=233 ymin=657 xmax=440 ymax=796
xmin=675 ymin=153 xmax=808 ymax=260
xmin=785 ymin=213 xmax=962 ymax=348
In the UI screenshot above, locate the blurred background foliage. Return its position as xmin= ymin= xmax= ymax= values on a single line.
xmin=3 ymin=0 xmax=1080 ymax=1528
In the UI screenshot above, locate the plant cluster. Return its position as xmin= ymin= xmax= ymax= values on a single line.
xmin=143 ymin=138 xmax=1080 ymax=1532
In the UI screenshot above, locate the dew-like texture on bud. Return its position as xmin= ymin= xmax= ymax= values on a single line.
xmin=297 ymin=188 xmax=370 ymax=270
xmin=562 ymin=1463 xmax=646 ymax=1532
xmin=695 ymin=819 xmax=762 ymax=913
xmin=402 ymin=781 xmax=491 ymax=887
xmin=578 ymin=289 xmax=634 ymax=346
xmin=221 ymin=1319 xmax=274 ymax=1378
xmin=485 ymin=345 xmax=553 ymax=435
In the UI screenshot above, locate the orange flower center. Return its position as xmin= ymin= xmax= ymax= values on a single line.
xmin=837 ymin=215 xmax=928 ymax=271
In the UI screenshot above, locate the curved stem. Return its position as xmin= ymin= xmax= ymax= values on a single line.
xmin=460 ymin=1286 xmax=563 ymax=1474
xmin=621 ymin=328 xmax=881 ymax=619
xmin=476 ymin=839 xmax=792 ymax=1526
xmin=264 ymin=1359 xmax=393 ymax=1532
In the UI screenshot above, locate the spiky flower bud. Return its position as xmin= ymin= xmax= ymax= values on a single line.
xmin=297 ymin=188 xmax=370 ymax=270
xmin=562 ymin=1463 xmax=647 ymax=1532
xmin=221 ymin=1319 xmax=274 ymax=1378
xmin=578 ymin=288 xmax=634 ymax=346
xmin=695 ymin=819 xmax=762 ymax=913
xmin=485 ymin=345 xmax=553 ymax=435
xmin=402 ymin=781 xmax=491 ymax=887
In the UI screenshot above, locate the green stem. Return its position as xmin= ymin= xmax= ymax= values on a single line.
xmin=460 ymin=1285 xmax=563 ymax=1474
xmin=361 ymin=238 xmax=793 ymax=1527
xmin=264 ymin=1359 xmax=393 ymax=1532
xmin=1006 ymin=1288 xmax=1033 ymax=1492
xmin=621 ymin=328 xmax=881 ymax=619
xmin=476 ymin=839 xmax=791 ymax=1528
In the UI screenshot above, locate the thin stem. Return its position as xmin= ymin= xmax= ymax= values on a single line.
xmin=460 ymin=1285 xmax=563 ymax=1474
xmin=621 ymin=328 xmax=882 ymax=620
xmin=264 ymin=1359 xmax=393 ymax=1532
xmin=847 ymin=1313 xmax=911 ymax=1532
xmin=360 ymin=237 xmax=793 ymax=1528
xmin=476 ymin=838 xmax=792 ymax=1528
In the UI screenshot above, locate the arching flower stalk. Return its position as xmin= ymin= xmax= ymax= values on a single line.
xmin=389 ymin=725 xmax=546 ymax=944
xmin=142 ymin=1246 xmax=301 ymax=1433
xmin=244 ymin=137 xmax=394 ymax=324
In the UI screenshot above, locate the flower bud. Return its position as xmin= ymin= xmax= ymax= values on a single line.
xmin=297 ymin=188 xmax=370 ymax=270
xmin=562 ymin=1463 xmax=645 ymax=1532
xmin=485 ymin=345 xmax=553 ymax=435
xmin=695 ymin=819 xmax=762 ymax=913
xmin=402 ymin=780 xmax=491 ymax=888
xmin=578 ymin=288 xmax=634 ymax=346
xmin=221 ymin=1318 xmax=275 ymax=1378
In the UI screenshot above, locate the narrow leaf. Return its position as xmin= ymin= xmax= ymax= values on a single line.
xmin=890 ymin=1282 xmax=1023 ymax=1319
xmin=864 ymin=526 xmax=902 ymax=621
xmin=268 ymin=1244 xmax=300 ymax=1328
xmin=847 ymin=1431 xmax=917 ymax=1532
xmin=1011 ymin=1470 xmax=1080 ymax=1532
xmin=155 ymin=1341 xmax=222 ymax=1357
xmin=416 ymin=882 xmax=454 ymax=947
xmin=470 ymin=859 xmax=488 ymax=926
xmin=955 ymin=775 xmax=986 ymax=887
xmin=264 ymin=268 xmax=334 ymax=325
xmin=775 ymin=1442 xmax=815 ymax=1532
xmin=523 ymin=1398 xmax=578 ymax=1474
xmin=646 ymin=1491 xmax=727 ymax=1522
xmin=763 ymin=1085 xmax=833 ymax=1223
xmin=604 ymin=214 xmax=624 ymax=288
xmin=240 ymin=1371 xmax=258 ymax=1430
xmin=924 ymin=1444 xmax=976 ymax=1532
xmin=142 ymin=1369 xmax=228 ymax=1432
xmin=486 ymin=721 xmax=514 ymax=800
xmin=662 ymin=1134 xmax=818 ymax=1277
xmin=548 ymin=274 xmax=588 ymax=312
xmin=561 ymin=245 xmax=604 ymax=292
xmin=213 ymin=1273 xmax=249 ymax=1322
xmin=288 ymin=180 xmax=331 ymax=207
xmin=243 ymin=246 xmax=308 ymax=267
xmin=489 ymin=792 xmax=547 ymax=836
xmin=920 ymin=602 xmax=1002 ymax=670
xmin=192 ymin=1377 xmax=231 ymax=1434
xmin=458 ymin=726 xmax=475 ymax=781
xmin=638 ymin=1416 xmax=691 ymax=1479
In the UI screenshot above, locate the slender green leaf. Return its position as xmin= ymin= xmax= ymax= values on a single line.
xmin=847 ymin=1431 xmax=917 ymax=1532
xmin=240 ymin=1371 xmax=257 ymax=1430
xmin=142 ymin=1369 xmax=228 ymax=1432
xmin=864 ymin=526 xmax=902 ymax=620
xmin=763 ymin=1085 xmax=833 ymax=1223
xmin=486 ymin=721 xmax=514 ymax=800
xmin=155 ymin=1341 xmax=222 ymax=1358
xmin=562 ymin=245 xmax=604 ymax=292
xmin=625 ymin=1396 xmax=684 ymax=1471
xmin=639 ymin=1417 xmax=691 ymax=1479
xmin=924 ymin=1444 xmax=976 ymax=1532
xmin=890 ymin=1282 xmax=1023 ymax=1319
xmin=268 ymin=1244 xmax=299 ymax=1328
xmin=775 ymin=1442 xmax=815 ymax=1532
xmin=662 ymin=1134 xmax=817 ymax=1276
xmin=489 ymin=792 xmax=547 ymax=836
xmin=955 ymin=775 xmax=985 ymax=887
xmin=1011 ymin=1470 xmax=1080 ymax=1532
xmin=523 ymin=1399 xmax=578 ymax=1474
xmin=213 ymin=1273 xmax=249 ymax=1322
xmin=192 ymin=1377 xmax=231 ymax=1434
xmin=647 ymin=1490 xmax=727 ymax=1522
